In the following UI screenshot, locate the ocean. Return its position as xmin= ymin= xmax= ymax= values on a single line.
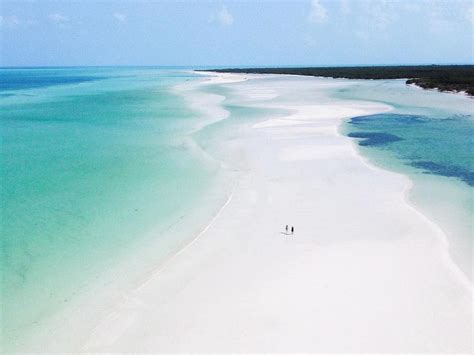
xmin=1 ymin=67 xmax=230 ymax=348
xmin=1 ymin=69 xmax=472 ymax=350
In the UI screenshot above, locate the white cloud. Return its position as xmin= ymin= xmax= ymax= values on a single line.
xmin=48 ymin=13 xmax=69 ymax=23
xmin=210 ymin=5 xmax=234 ymax=26
xmin=48 ymin=13 xmax=72 ymax=29
xmin=366 ymin=1 xmax=394 ymax=30
xmin=466 ymin=5 xmax=474 ymax=25
xmin=351 ymin=0 xmax=396 ymax=40
xmin=308 ymin=0 xmax=327 ymax=24
xmin=303 ymin=33 xmax=317 ymax=47
xmin=25 ymin=19 xmax=38 ymax=26
xmin=426 ymin=2 xmax=453 ymax=34
xmin=0 ymin=15 xmax=20 ymax=29
xmin=401 ymin=2 xmax=422 ymax=13
xmin=340 ymin=0 xmax=350 ymax=16
xmin=422 ymin=0 xmax=474 ymax=34
xmin=113 ymin=12 xmax=127 ymax=23
xmin=355 ymin=30 xmax=370 ymax=42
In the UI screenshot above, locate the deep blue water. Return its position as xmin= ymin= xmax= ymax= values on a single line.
xmin=0 ymin=69 xmax=104 ymax=91
xmin=410 ymin=161 xmax=474 ymax=187
xmin=347 ymin=132 xmax=402 ymax=146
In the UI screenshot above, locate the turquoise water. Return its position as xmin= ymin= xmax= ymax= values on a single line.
xmin=1 ymin=68 xmax=224 ymax=348
xmin=337 ymin=80 xmax=473 ymax=280
xmin=2 ymin=70 xmax=472 ymax=349
xmin=346 ymin=113 xmax=473 ymax=186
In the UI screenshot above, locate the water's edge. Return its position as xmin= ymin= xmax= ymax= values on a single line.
xmin=339 ymin=118 xmax=472 ymax=285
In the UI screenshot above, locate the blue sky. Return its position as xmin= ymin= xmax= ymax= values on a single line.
xmin=1 ymin=0 xmax=473 ymax=67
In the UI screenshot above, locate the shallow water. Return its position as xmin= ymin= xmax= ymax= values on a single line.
xmin=1 ymin=67 xmax=223 ymax=346
xmin=338 ymin=80 xmax=473 ymax=280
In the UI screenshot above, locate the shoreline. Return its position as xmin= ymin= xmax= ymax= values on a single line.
xmin=80 ymin=73 xmax=472 ymax=352
xmin=339 ymin=122 xmax=472 ymax=290
xmin=5 ymin=72 xmax=246 ymax=352
xmin=332 ymin=80 xmax=473 ymax=283
xmin=204 ymin=65 xmax=474 ymax=97
xmin=406 ymin=82 xmax=471 ymax=98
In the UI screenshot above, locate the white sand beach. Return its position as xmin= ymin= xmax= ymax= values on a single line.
xmin=80 ymin=73 xmax=472 ymax=353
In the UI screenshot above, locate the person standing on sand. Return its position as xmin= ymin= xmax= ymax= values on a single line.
xmin=291 ymin=226 xmax=294 ymax=234
xmin=285 ymin=225 xmax=288 ymax=234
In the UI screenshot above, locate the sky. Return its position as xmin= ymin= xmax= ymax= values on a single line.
xmin=1 ymin=0 xmax=473 ymax=67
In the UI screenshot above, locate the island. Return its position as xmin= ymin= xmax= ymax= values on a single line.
xmin=205 ymin=65 xmax=474 ymax=96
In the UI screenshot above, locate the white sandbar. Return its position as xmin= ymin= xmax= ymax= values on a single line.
xmin=82 ymin=73 xmax=472 ymax=353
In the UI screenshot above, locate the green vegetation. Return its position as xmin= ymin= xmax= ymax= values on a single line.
xmin=205 ymin=65 xmax=474 ymax=96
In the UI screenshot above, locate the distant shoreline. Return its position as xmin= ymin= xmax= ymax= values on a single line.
xmin=201 ymin=65 xmax=474 ymax=97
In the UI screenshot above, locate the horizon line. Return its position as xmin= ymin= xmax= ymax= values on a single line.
xmin=1 ymin=63 xmax=473 ymax=70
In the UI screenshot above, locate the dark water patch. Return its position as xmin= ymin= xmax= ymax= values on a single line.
xmin=0 ymin=74 xmax=103 ymax=91
xmin=0 ymin=68 xmax=109 ymax=91
xmin=344 ymin=112 xmax=474 ymax=187
xmin=411 ymin=161 xmax=474 ymax=187
xmin=349 ymin=113 xmax=426 ymax=126
xmin=348 ymin=132 xmax=403 ymax=146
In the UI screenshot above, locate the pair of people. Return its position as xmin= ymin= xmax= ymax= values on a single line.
xmin=285 ymin=225 xmax=294 ymax=234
